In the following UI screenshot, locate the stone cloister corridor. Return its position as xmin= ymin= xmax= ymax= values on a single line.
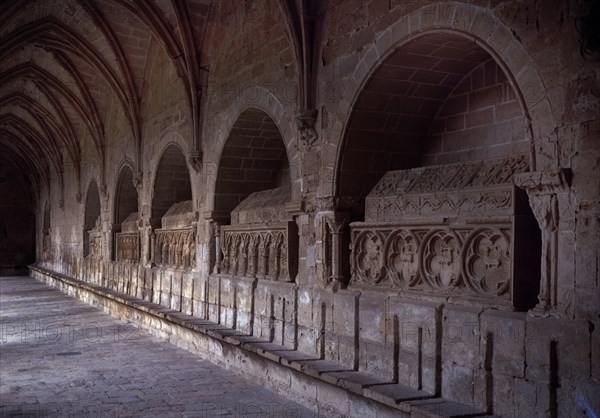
xmin=0 ymin=0 xmax=598 ymax=416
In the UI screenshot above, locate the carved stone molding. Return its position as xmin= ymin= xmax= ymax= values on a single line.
xmin=366 ymin=155 xmax=529 ymax=222
xmin=513 ymin=169 xmax=570 ymax=194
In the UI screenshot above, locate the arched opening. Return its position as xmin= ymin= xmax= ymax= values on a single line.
xmin=151 ymin=145 xmax=193 ymax=226
xmin=113 ymin=166 xmax=139 ymax=262
xmin=337 ymin=32 xmax=540 ymax=310
xmin=214 ymin=108 xmax=290 ymax=223
xmin=213 ymin=108 xmax=296 ymax=283
xmin=0 ymin=159 xmax=35 ymax=274
xmin=83 ymin=180 xmax=101 ymax=258
xmin=151 ymin=144 xmax=194 ymax=269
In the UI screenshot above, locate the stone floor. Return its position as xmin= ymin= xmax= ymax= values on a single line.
xmin=0 ymin=275 xmax=319 ymax=417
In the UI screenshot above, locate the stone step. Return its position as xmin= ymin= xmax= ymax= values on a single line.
xmin=30 ymin=265 xmax=490 ymax=418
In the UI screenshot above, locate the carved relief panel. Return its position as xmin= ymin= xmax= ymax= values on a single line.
xmin=350 ymin=155 xmax=537 ymax=310
xmin=219 ymin=221 xmax=298 ymax=282
xmin=154 ymin=229 xmax=195 ymax=269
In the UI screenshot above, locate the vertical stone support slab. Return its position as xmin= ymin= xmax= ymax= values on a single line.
xmin=514 ymin=169 xmax=570 ymax=312
xmin=441 ymin=304 xmax=483 ymax=406
xmin=181 ymin=271 xmax=194 ymax=315
xmin=479 ymin=310 xmax=526 ymax=416
xmin=296 ymin=285 xmax=318 ymax=355
xmin=333 ymin=289 xmax=360 ymax=371
xmin=171 ymin=270 xmax=183 ymax=311
xmin=219 ymin=276 xmax=236 ymax=328
xmin=235 ymin=276 xmax=256 ymax=334
xmin=143 ymin=267 xmax=153 ymax=301
xmin=161 ymin=270 xmax=173 ymax=308
xmin=274 ymin=281 xmax=297 ymax=348
xmin=313 ymin=287 xmax=334 ymax=360
xmin=136 ymin=265 xmax=145 ymax=299
xmin=207 ymin=275 xmax=221 ymax=323
xmin=357 ymin=291 xmax=391 ymax=380
xmin=253 ymin=280 xmax=297 ymax=348
xmin=387 ymin=297 xmax=442 ymax=394
xmin=253 ymin=280 xmax=274 ymax=341
xmin=192 ymin=272 xmax=208 ymax=319
xmin=152 ymin=268 xmax=161 ymax=304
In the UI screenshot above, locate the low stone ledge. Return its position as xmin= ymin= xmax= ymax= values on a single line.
xmin=29 ymin=265 xmax=490 ymax=418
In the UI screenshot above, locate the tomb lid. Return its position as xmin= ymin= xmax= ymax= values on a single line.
xmin=161 ymin=200 xmax=195 ymax=229
xmin=365 ymin=155 xmax=529 ymax=222
xmin=121 ymin=212 xmax=139 ymax=233
xmin=231 ymin=185 xmax=291 ymax=225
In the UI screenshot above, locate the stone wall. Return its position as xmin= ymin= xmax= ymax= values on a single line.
xmin=16 ymin=1 xmax=600 ymax=416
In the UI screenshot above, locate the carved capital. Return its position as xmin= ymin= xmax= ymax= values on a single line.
xmin=297 ymin=109 xmax=318 ymax=146
xmin=514 ymin=169 xmax=570 ymax=195
xmin=188 ymin=150 xmax=203 ymax=174
xmin=325 ymin=215 xmax=349 ymax=234
xmin=75 ymin=191 xmax=82 ymax=203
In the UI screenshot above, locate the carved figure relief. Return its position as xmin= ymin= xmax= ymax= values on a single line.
xmin=352 ymin=231 xmax=385 ymax=284
xmin=116 ymin=233 xmax=139 ymax=262
xmin=385 ymin=229 xmax=420 ymax=287
xmin=421 ymin=230 xmax=461 ymax=290
xmin=218 ymin=222 xmax=298 ymax=282
xmin=463 ymin=228 xmax=510 ymax=296
xmin=153 ymin=228 xmax=196 ymax=269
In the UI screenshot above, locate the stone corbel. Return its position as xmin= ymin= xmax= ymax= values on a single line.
xmin=188 ymin=150 xmax=203 ymax=174
xmin=514 ymin=169 xmax=570 ymax=312
xmin=324 ymin=212 xmax=349 ymax=291
xmin=99 ymin=183 xmax=108 ymax=200
xmin=132 ymin=171 xmax=143 ymax=190
xmin=297 ymin=109 xmax=318 ymax=146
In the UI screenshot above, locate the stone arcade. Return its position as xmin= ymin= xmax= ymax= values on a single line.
xmin=0 ymin=1 xmax=598 ymax=416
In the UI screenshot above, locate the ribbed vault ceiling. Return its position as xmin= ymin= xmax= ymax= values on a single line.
xmin=0 ymin=0 xmax=214 ymax=199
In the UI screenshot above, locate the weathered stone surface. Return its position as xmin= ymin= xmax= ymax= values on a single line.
xmin=231 ymin=185 xmax=292 ymax=225
xmin=7 ymin=0 xmax=598 ymax=415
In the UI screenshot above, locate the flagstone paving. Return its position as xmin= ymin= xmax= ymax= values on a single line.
xmin=0 ymin=275 xmax=319 ymax=417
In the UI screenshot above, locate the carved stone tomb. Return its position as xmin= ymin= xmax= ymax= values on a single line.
xmin=350 ymin=155 xmax=541 ymax=310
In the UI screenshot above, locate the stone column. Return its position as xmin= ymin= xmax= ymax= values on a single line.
xmin=515 ymin=169 xmax=570 ymax=312
xmin=213 ymin=223 xmax=221 ymax=274
xmin=325 ymin=214 xmax=349 ymax=291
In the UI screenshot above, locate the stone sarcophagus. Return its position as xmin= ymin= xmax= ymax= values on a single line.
xmin=218 ymin=186 xmax=299 ymax=282
xmin=115 ymin=212 xmax=140 ymax=262
xmin=350 ymin=155 xmax=540 ymax=310
xmin=153 ymin=201 xmax=196 ymax=269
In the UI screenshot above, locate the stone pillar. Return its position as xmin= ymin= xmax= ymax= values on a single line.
xmin=515 ymin=169 xmax=570 ymax=312
xmin=213 ymin=223 xmax=221 ymax=274
xmin=325 ymin=213 xmax=349 ymax=291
